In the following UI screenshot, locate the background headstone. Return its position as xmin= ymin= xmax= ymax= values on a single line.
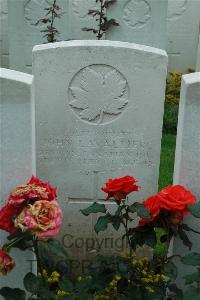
xmin=196 ymin=34 xmax=200 ymax=72
xmin=106 ymin=0 xmax=167 ymax=49
xmin=7 ymin=0 xmax=168 ymax=73
xmin=167 ymin=0 xmax=200 ymax=72
xmin=173 ymin=72 xmax=200 ymax=287
xmin=33 ymin=40 xmax=167 ymax=272
xmin=8 ymin=0 xmax=69 ymax=73
xmin=0 ymin=68 xmax=35 ymax=292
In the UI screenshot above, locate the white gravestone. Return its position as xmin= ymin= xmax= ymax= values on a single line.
xmin=0 ymin=0 xmax=9 ymax=68
xmin=0 ymin=68 xmax=35 ymax=292
xmin=106 ymin=0 xmax=167 ymax=49
xmin=167 ymin=0 xmax=200 ymax=72
xmin=33 ymin=40 xmax=167 ymax=268
xmin=196 ymin=35 xmax=200 ymax=72
xmin=8 ymin=0 xmax=69 ymax=73
xmin=173 ymin=72 xmax=200 ymax=287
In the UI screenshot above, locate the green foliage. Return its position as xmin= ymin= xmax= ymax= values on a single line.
xmin=163 ymin=102 xmax=179 ymax=134
xmin=183 ymin=286 xmax=200 ymax=300
xmin=165 ymin=71 xmax=183 ymax=105
xmin=0 ymin=288 xmax=26 ymax=300
xmin=181 ymin=252 xmax=200 ymax=266
xmin=129 ymin=202 xmax=150 ymax=219
xmin=80 ymin=202 xmax=106 ymax=216
xmin=188 ymin=201 xmax=200 ymax=218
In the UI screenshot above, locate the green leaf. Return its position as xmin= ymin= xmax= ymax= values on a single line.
xmin=181 ymin=252 xmax=200 ymax=266
xmin=164 ymin=261 xmax=177 ymax=280
xmin=129 ymin=202 xmax=151 ymax=219
xmin=94 ymin=215 xmax=111 ymax=234
xmin=0 ymin=287 xmax=26 ymax=300
xmin=178 ymin=227 xmax=192 ymax=250
xmin=183 ymin=287 xmax=200 ymax=300
xmin=80 ymin=202 xmax=106 ymax=216
xmin=167 ymin=283 xmax=183 ymax=300
xmin=59 ymin=279 xmax=74 ymax=292
xmin=110 ymin=215 xmax=121 ymax=231
xmin=39 ymin=238 xmax=68 ymax=258
xmin=188 ymin=201 xmax=200 ymax=218
xmin=23 ymin=272 xmax=42 ymax=293
xmin=184 ymin=272 xmax=200 ymax=285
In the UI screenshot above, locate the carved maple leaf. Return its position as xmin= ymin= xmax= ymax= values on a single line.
xmin=123 ymin=0 xmax=151 ymax=28
xmin=69 ymin=67 xmax=128 ymax=123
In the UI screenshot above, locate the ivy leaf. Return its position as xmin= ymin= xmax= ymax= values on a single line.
xmin=80 ymin=202 xmax=107 ymax=216
xmin=181 ymin=252 xmax=200 ymax=266
xmin=129 ymin=202 xmax=151 ymax=219
xmin=184 ymin=272 xmax=200 ymax=285
xmin=164 ymin=261 xmax=177 ymax=280
xmin=0 ymin=288 xmax=26 ymax=300
xmin=178 ymin=227 xmax=192 ymax=250
xmin=183 ymin=287 xmax=200 ymax=300
xmin=59 ymin=279 xmax=74 ymax=292
xmin=94 ymin=215 xmax=111 ymax=234
xmin=188 ymin=201 xmax=200 ymax=218
xmin=23 ymin=272 xmax=43 ymax=293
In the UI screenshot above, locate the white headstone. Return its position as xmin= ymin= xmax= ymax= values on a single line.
xmin=8 ymin=0 xmax=69 ymax=73
xmin=0 ymin=0 xmax=9 ymax=68
xmin=173 ymin=72 xmax=200 ymax=287
xmin=106 ymin=0 xmax=167 ymax=49
xmin=196 ymin=35 xmax=200 ymax=72
xmin=33 ymin=40 xmax=167 ymax=267
xmin=167 ymin=0 xmax=200 ymax=72
xmin=0 ymin=68 xmax=35 ymax=292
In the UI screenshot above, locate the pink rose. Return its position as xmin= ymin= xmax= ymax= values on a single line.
xmin=14 ymin=200 xmax=63 ymax=239
xmin=8 ymin=176 xmax=57 ymax=207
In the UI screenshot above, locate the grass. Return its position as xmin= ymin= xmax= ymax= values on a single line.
xmin=158 ymin=133 xmax=177 ymax=191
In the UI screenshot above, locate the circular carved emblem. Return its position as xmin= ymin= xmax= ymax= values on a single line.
xmin=69 ymin=65 xmax=129 ymax=125
xmin=167 ymin=0 xmax=187 ymax=20
xmin=123 ymin=0 xmax=151 ymax=29
xmin=24 ymin=0 xmax=48 ymax=27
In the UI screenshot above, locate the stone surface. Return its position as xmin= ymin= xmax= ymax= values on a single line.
xmin=196 ymin=34 xmax=200 ymax=71
xmin=106 ymin=0 xmax=167 ymax=49
xmin=173 ymin=72 xmax=200 ymax=287
xmin=8 ymin=0 xmax=69 ymax=73
xmin=7 ymin=0 xmax=168 ymax=73
xmin=0 ymin=68 xmax=35 ymax=291
xmin=0 ymin=0 xmax=9 ymax=68
xmin=167 ymin=0 xmax=200 ymax=72
xmin=33 ymin=40 xmax=167 ymax=268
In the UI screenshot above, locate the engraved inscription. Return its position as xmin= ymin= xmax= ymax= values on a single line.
xmin=24 ymin=0 xmax=48 ymax=27
xmin=69 ymin=65 xmax=129 ymax=125
xmin=72 ymin=0 xmax=99 ymax=19
xmin=38 ymin=129 xmax=153 ymax=171
xmin=167 ymin=0 xmax=187 ymax=21
xmin=123 ymin=0 xmax=151 ymax=29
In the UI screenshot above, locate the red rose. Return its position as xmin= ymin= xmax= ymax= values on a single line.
xmin=158 ymin=185 xmax=196 ymax=214
xmin=139 ymin=195 xmax=161 ymax=226
xmin=139 ymin=185 xmax=197 ymax=226
xmin=101 ymin=175 xmax=139 ymax=201
xmin=0 ymin=203 xmax=21 ymax=233
xmin=0 ymin=248 xmax=15 ymax=275
xmin=8 ymin=176 xmax=57 ymax=207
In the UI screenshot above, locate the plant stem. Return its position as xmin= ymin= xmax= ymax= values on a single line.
xmin=97 ymin=0 xmax=104 ymax=40
xmin=121 ymin=205 xmax=132 ymax=256
xmin=33 ymin=236 xmax=43 ymax=279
